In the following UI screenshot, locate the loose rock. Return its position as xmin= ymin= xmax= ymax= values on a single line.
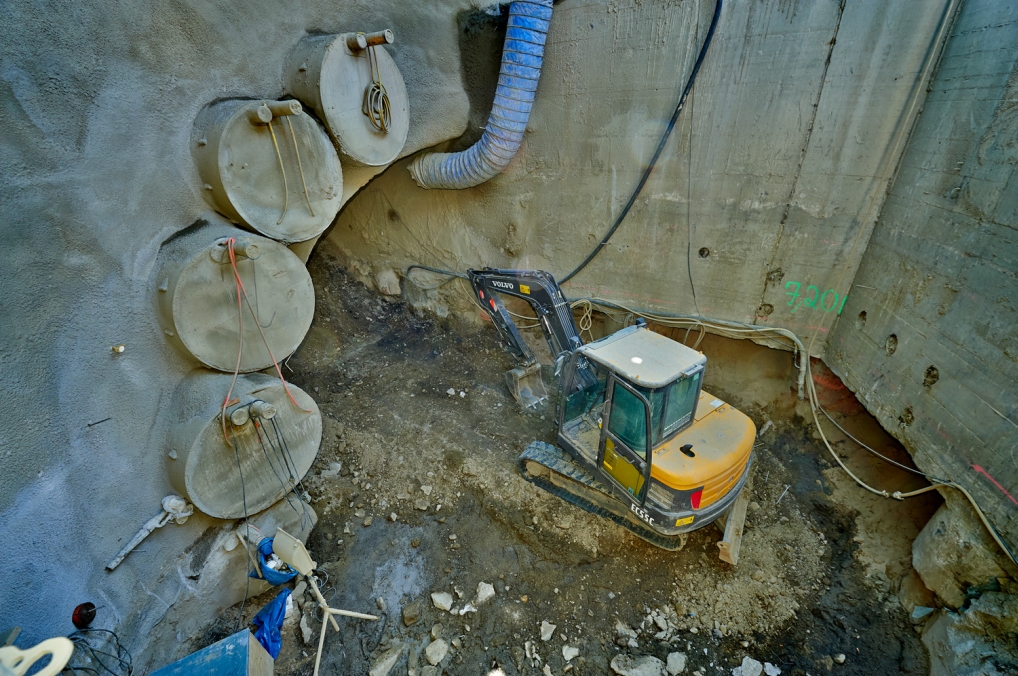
xmin=363 ymin=516 xmax=373 ymax=527
xmin=432 ymin=592 xmax=454 ymax=611
xmin=764 ymin=665 xmax=781 ymax=676
xmin=421 ymin=485 xmax=433 ymax=496
xmin=475 ymin=581 xmax=496 ymax=605
xmin=402 ymin=599 xmax=422 ymax=626
xmin=368 ymin=643 xmax=404 ymax=676
xmin=563 ymin=645 xmax=579 ymax=662
xmin=421 ymin=668 xmax=437 ymax=676
xmin=425 ymin=639 xmax=449 ymax=666
xmin=541 ymin=620 xmax=557 ymax=641
xmin=300 ymin=613 xmax=313 ymax=644
xmin=610 ymin=654 xmax=666 ymax=676
xmin=834 ymin=653 xmax=846 ymax=664
xmin=666 ymin=652 xmax=687 ymax=675
xmin=731 ymin=657 xmax=763 ymax=676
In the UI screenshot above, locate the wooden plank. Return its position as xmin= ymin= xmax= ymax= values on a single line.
xmin=717 ymin=486 xmax=751 ymax=565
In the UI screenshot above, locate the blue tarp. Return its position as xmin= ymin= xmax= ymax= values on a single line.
xmin=248 ymin=537 xmax=298 ymax=586
xmin=252 ymin=588 xmax=291 ymax=659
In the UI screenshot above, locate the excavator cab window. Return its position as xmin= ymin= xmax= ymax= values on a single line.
xmin=608 ymin=381 xmax=650 ymax=458
xmin=638 ymin=369 xmax=703 ymax=446
xmin=562 ymin=355 xmax=607 ymax=423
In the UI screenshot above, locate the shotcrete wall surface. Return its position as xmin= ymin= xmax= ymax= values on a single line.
xmin=330 ymin=0 xmax=955 ymax=355
xmin=827 ymin=0 xmax=1018 ymax=554
xmin=0 ymin=0 xmax=473 ymax=663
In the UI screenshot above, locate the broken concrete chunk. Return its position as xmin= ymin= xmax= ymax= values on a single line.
xmin=368 ymin=643 xmax=404 ymax=676
xmin=402 ymin=599 xmax=422 ymax=626
xmin=425 ymin=639 xmax=449 ymax=666
xmin=562 ymin=645 xmax=579 ymax=662
xmin=763 ymin=664 xmax=781 ymax=676
xmin=732 ymin=657 xmax=763 ymax=676
xmin=375 ymin=269 xmax=401 ymax=296
xmin=321 ymin=462 xmax=342 ymax=477
xmin=300 ymin=613 xmax=313 ymax=644
xmin=475 ymin=581 xmax=495 ymax=605
xmin=540 ymin=620 xmax=556 ymax=641
xmin=666 ymin=652 xmax=687 ymax=675
xmin=614 ymin=619 xmax=638 ymax=639
xmin=431 ymin=592 xmax=454 ymax=611
xmin=610 ymin=654 xmax=666 ymax=676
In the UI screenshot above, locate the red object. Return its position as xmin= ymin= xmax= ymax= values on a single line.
xmin=690 ymin=489 xmax=703 ymax=510
xmin=72 ymin=602 xmax=97 ymax=629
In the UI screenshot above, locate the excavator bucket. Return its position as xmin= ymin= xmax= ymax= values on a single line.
xmin=505 ymin=363 xmax=548 ymax=409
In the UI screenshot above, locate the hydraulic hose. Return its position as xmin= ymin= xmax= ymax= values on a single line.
xmin=409 ymin=0 xmax=554 ymax=189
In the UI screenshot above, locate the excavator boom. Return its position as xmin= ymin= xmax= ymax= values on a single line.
xmin=467 ymin=268 xmax=583 ymax=407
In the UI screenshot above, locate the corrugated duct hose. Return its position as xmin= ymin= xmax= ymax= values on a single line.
xmin=408 ymin=0 xmax=553 ymax=189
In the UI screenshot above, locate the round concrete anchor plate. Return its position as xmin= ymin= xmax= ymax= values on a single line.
xmin=194 ymin=99 xmax=343 ymax=243
xmin=171 ymin=234 xmax=314 ymax=373
xmin=289 ymin=34 xmax=409 ymax=167
xmin=170 ymin=374 xmax=322 ymax=519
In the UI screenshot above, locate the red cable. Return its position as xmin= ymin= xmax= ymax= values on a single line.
xmin=221 ymin=238 xmax=311 ymax=443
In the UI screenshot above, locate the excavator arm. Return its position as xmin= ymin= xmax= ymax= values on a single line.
xmin=467 ymin=268 xmax=583 ymax=407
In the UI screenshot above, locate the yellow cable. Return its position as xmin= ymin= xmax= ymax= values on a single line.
xmin=285 ymin=116 xmax=315 ymax=217
xmin=267 ymin=120 xmax=289 ymax=225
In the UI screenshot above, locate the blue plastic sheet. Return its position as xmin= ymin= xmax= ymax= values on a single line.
xmin=248 ymin=537 xmax=298 ymax=586
xmin=252 ymin=588 xmax=291 ymax=659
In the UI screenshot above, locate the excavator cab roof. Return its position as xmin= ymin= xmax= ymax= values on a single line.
xmin=578 ymin=325 xmax=706 ymax=388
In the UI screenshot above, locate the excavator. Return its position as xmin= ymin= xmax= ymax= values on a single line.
xmin=468 ymin=268 xmax=756 ymax=560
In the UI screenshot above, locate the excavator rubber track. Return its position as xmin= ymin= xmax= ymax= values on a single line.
xmin=518 ymin=441 xmax=688 ymax=551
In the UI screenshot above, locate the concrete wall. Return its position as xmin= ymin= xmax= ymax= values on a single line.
xmin=826 ymin=0 xmax=1018 ymax=553
xmin=0 ymin=0 xmax=473 ymax=664
xmin=327 ymin=0 xmax=955 ymax=356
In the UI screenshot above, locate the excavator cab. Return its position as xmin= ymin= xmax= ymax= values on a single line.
xmin=554 ymin=324 xmax=754 ymax=541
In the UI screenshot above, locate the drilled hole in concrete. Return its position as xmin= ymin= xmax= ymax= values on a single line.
xmin=857 ymin=311 xmax=867 ymax=329
xmin=898 ymin=407 xmax=914 ymax=427
xmin=767 ymin=268 xmax=784 ymax=283
xmin=698 ymin=247 xmax=710 ymax=259
xmin=885 ymin=333 xmax=898 ymax=356
xmin=923 ymin=365 xmax=939 ymax=390
xmin=756 ymin=303 xmax=774 ymax=317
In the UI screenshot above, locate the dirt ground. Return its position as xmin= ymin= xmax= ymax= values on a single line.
xmin=209 ymin=254 xmax=942 ymax=676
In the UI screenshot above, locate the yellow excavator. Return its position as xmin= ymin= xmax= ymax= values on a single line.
xmin=469 ymin=268 xmax=755 ymax=559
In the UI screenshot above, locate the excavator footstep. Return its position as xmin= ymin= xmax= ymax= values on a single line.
xmin=518 ymin=441 xmax=688 ymax=552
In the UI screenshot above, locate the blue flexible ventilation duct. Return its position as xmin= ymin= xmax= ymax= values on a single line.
xmin=409 ymin=0 xmax=553 ymax=189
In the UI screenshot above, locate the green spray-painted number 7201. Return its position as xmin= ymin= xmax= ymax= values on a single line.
xmin=785 ymin=281 xmax=849 ymax=315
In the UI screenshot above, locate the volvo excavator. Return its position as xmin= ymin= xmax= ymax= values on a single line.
xmin=469 ymin=268 xmax=756 ymax=560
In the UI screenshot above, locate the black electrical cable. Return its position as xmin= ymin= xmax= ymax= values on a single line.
xmin=232 ymin=434 xmax=251 ymax=632
xmin=559 ymin=0 xmax=723 ymax=284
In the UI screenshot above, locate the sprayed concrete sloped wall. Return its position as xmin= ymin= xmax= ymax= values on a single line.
xmin=826 ymin=0 xmax=1018 ymax=553
xmin=327 ymin=0 xmax=955 ymax=357
xmin=0 ymin=0 xmax=475 ymax=663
